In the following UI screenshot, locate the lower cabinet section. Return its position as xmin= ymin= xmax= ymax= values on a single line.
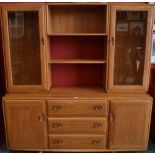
xmin=3 ymin=100 xmax=46 ymax=150
xmin=108 ymin=100 xmax=152 ymax=150
xmin=2 ymin=97 xmax=152 ymax=152
xmin=48 ymin=135 xmax=106 ymax=150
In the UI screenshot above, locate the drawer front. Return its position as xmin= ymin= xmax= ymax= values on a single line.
xmin=48 ymin=118 xmax=106 ymax=134
xmin=47 ymin=100 xmax=108 ymax=116
xmin=49 ymin=135 xmax=106 ymax=150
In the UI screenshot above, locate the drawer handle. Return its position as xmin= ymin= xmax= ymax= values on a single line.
xmin=93 ymin=122 xmax=102 ymax=128
xmin=52 ymin=123 xmax=62 ymax=128
xmin=93 ymin=105 xmax=102 ymax=111
xmin=52 ymin=106 xmax=61 ymax=111
xmin=53 ymin=139 xmax=63 ymax=144
xmin=92 ymin=140 xmax=101 ymax=145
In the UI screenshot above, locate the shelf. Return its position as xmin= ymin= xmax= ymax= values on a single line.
xmin=47 ymin=33 xmax=107 ymax=36
xmin=47 ymin=5 xmax=107 ymax=34
xmin=49 ymin=59 xmax=107 ymax=64
xmin=49 ymin=87 xmax=106 ymax=98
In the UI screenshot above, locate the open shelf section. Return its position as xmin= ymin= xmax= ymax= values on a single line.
xmin=49 ymin=87 xmax=106 ymax=98
xmin=50 ymin=36 xmax=107 ymax=60
xmin=51 ymin=64 xmax=105 ymax=87
xmin=49 ymin=59 xmax=106 ymax=64
xmin=47 ymin=4 xmax=107 ymax=34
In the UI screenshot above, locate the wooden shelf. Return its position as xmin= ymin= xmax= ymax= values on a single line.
xmin=47 ymin=5 xmax=107 ymax=35
xmin=48 ymin=59 xmax=107 ymax=64
xmin=47 ymin=33 xmax=107 ymax=36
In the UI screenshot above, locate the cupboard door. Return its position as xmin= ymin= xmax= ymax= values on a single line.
xmin=108 ymin=4 xmax=153 ymax=92
xmin=3 ymin=100 xmax=46 ymax=150
xmin=2 ymin=4 xmax=47 ymax=92
xmin=109 ymin=100 xmax=152 ymax=150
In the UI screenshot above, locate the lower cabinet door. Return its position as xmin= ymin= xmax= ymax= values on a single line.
xmin=109 ymin=100 xmax=152 ymax=150
xmin=3 ymin=100 xmax=46 ymax=150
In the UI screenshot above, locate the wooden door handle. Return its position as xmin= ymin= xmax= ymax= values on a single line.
xmin=109 ymin=36 xmax=115 ymax=46
xmin=109 ymin=113 xmax=115 ymax=122
xmin=40 ymin=37 xmax=44 ymax=45
xmin=38 ymin=113 xmax=45 ymax=123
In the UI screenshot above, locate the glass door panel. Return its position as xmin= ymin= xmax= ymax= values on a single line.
xmin=8 ymin=11 xmax=41 ymax=85
xmin=114 ymin=11 xmax=147 ymax=85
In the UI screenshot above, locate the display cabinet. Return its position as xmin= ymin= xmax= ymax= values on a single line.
xmin=1 ymin=3 xmax=154 ymax=152
xmin=108 ymin=4 xmax=153 ymax=92
xmin=1 ymin=4 xmax=47 ymax=92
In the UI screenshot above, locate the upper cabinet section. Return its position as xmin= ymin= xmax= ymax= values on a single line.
xmin=108 ymin=4 xmax=153 ymax=93
xmin=1 ymin=4 xmax=47 ymax=92
xmin=46 ymin=3 xmax=108 ymax=35
xmin=1 ymin=3 xmax=153 ymax=93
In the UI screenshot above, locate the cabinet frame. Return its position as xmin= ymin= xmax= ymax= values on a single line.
xmin=108 ymin=99 xmax=152 ymax=150
xmin=1 ymin=4 xmax=48 ymax=92
xmin=3 ymin=99 xmax=47 ymax=150
xmin=108 ymin=4 xmax=154 ymax=93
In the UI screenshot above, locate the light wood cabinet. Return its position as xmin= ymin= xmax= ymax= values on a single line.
xmin=0 ymin=2 xmax=153 ymax=152
xmin=1 ymin=4 xmax=47 ymax=92
xmin=109 ymin=100 xmax=152 ymax=150
xmin=108 ymin=4 xmax=153 ymax=93
xmin=3 ymin=100 xmax=46 ymax=150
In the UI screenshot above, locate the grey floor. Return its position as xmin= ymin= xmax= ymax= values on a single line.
xmin=0 ymin=139 xmax=155 ymax=153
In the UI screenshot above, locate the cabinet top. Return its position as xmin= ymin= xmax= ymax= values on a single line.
xmin=0 ymin=2 xmax=153 ymax=7
xmin=3 ymin=87 xmax=152 ymax=100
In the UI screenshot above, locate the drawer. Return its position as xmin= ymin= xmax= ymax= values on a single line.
xmin=48 ymin=118 xmax=106 ymax=134
xmin=47 ymin=100 xmax=108 ymax=116
xmin=48 ymin=135 xmax=106 ymax=150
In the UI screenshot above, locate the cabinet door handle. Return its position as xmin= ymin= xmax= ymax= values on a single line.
xmin=109 ymin=113 xmax=115 ymax=122
xmin=53 ymin=139 xmax=63 ymax=144
xmin=92 ymin=140 xmax=101 ymax=145
xmin=93 ymin=122 xmax=102 ymax=128
xmin=109 ymin=36 xmax=115 ymax=46
xmin=38 ymin=113 xmax=45 ymax=123
xmin=93 ymin=105 xmax=102 ymax=111
xmin=40 ymin=37 xmax=44 ymax=45
xmin=52 ymin=123 xmax=62 ymax=128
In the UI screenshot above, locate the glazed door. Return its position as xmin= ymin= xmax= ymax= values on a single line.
xmin=108 ymin=100 xmax=152 ymax=150
xmin=108 ymin=4 xmax=153 ymax=92
xmin=3 ymin=100 xmax=46 ymax=150
xmin=2 ymin=4 xmax=47 ymax=92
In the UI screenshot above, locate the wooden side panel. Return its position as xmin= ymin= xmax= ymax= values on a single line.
xmin=3 ymin=100 xmax=46 ymax=149
xmin=108 ymin=100 xmax=152 ymax=149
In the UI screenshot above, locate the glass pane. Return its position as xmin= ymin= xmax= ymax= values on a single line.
xmin=114 ymin=11 xmax=147 ymax=85
xmin=8 ymin=11 xmax=41 ymax=85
